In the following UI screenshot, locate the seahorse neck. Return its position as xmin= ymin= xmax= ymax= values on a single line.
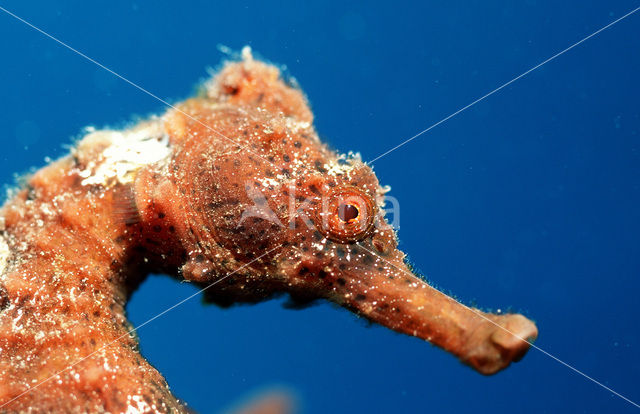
xmin=0 ymin=130 xmax=186 ymax=412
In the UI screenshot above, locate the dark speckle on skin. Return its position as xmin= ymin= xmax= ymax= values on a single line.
xmin=362 ymin=254 xmax=374 ymax=265
xmin=0 ymin=286 xmax=9 ymax=311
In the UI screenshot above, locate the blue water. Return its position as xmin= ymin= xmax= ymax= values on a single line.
xmin=1 ymin=1 xmax=639 ymax=413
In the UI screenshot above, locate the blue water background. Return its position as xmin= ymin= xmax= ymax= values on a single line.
xmin=1 ymin=1 xmax=639 ymax=413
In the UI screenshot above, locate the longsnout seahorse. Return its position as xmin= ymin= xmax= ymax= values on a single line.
xmin=0 ymin=48 xmax=538 ymax=413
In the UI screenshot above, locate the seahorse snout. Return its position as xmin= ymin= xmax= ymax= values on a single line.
xmin=321 ymin=246 xmax=538 ymax=375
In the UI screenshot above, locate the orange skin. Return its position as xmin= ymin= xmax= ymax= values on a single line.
xmin=0 ymin=54 xmax=538 ymax=413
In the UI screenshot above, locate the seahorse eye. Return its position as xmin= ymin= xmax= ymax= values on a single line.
xmin=337 ymin=203 xmax=359 ymax=223
xmin=315 ymin=187 xmax=376 ymax=242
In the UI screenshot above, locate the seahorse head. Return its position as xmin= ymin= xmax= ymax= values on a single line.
xmin=132 ymin=52 xmax=537 ymax=374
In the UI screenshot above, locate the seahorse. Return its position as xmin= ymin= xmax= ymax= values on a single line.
xmin=0 ymin=49 xmax=538 ymax=413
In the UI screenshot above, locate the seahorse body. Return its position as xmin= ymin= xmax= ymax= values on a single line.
xmin=0 ymin=49 xmax=537 ymax=413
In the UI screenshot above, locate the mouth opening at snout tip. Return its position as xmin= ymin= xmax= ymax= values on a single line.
xmin=487 ymin=314 xmax=539 ymax=366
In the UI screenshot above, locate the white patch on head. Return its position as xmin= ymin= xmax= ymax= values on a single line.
xmin=284 ymin=118 xmax=311 ymax=134
xmin=77 ymin=119 xmax=170 ymax=187
xmin=125 ymin=394 xmax=155 ymax=414
xmin=326 ymin=152 xmax=362 ymax=177
xmin=257 ymin=177 xmax=281 ymax=188
xmin=241 ymin=45 xmax=253 ymax=61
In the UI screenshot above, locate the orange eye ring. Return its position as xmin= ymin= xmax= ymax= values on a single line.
xmin=315 ymin=187 xmax=376 ymax=242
